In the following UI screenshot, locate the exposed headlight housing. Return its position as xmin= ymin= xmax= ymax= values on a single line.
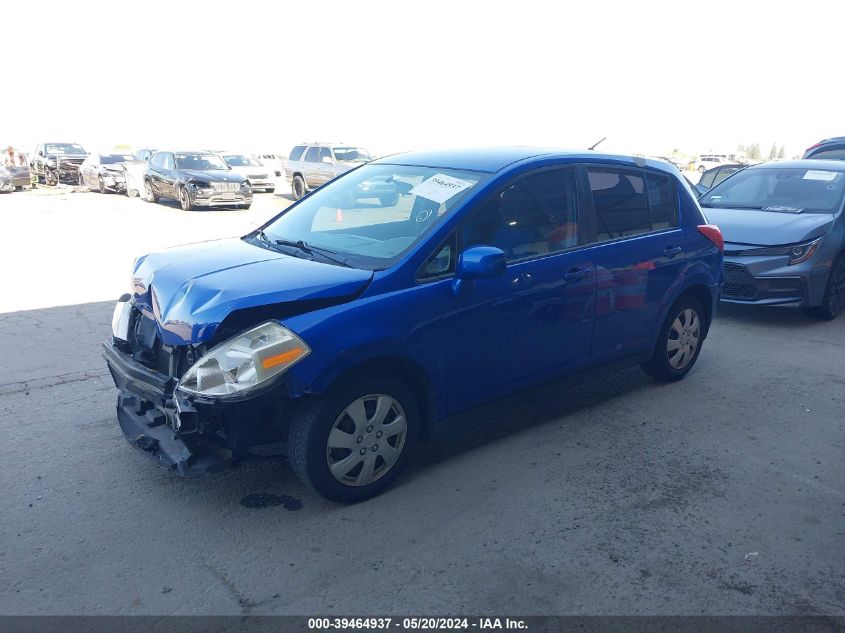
xmin=177 ymin=322 xmax=309 ymax=398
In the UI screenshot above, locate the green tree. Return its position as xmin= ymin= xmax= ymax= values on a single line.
xmin=737 ymin=143 xmax=746 ymax=153
xmin=777 ymin=145 xmax=785 ymax=159
xmin=768 ymin=143 xmax=778 ymax=160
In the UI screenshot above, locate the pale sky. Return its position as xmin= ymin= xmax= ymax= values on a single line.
xmin=3 ymin=0 xmax=843 ymax=160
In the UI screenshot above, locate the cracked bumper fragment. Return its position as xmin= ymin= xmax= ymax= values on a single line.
xmin=103 ymin=340 xmax=290 ymax=474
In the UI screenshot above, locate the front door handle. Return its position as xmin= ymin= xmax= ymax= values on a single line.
xmin=663 ymin=246 xmax=683 ymax=257
xmin=564 ymin=268 xmax=590 ymax=282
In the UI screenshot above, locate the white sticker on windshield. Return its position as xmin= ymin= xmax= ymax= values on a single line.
xmin=410 ymin=174 xmax=476 ymax=204
xmin=803 ymin=170 xmax=838 ymax=181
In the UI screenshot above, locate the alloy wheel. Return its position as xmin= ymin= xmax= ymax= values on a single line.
xmin=667 ymin=308 xmax=700 ymax=369
xmin=326 ymin=394 xmax=407 ymax=487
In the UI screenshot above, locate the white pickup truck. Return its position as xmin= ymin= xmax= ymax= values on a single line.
xmin=284 ymin=143 xmax=372 ymax=199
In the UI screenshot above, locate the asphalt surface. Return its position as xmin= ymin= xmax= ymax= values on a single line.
xmin=1 ymin=185 xmax=844 ymax=616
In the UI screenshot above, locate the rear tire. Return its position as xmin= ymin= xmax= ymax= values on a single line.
xmin=698 ymin=165 xmax=706 ymax=173
xmin=805 ymin=254 xmax=845 ymax=320
xmin=287 ymin=375 xmax=419 ymax=503
xmin=292 ymin=175 xmax=306 ymax=200
xmin=642 ymin=295 xmax=705 ymax=381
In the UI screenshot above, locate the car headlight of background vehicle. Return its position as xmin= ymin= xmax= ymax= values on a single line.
xmin=744 ymin=238 xmax=822 ymax=266
xmin=177 ymin=322 xmax=309 ymax=398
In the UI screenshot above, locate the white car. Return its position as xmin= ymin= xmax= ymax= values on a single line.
xmin=221 ymin=153 xmax=276 ymax=193
xmin=693 ymin=154 xmax=729 ymax=173
xmin=255 ymin=153 xmax=284 ymax=177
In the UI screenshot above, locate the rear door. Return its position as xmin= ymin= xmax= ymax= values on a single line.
xmin=161 ymin=153 xmax=177 ymax=197
xmin=443 ymin=166 xmax=597 ymax=413
xmin=583 ymin=165 xmax=686 ymax=365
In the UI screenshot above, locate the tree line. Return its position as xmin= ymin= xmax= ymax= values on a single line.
xmin=738 ymin=143 xmax=785 ymax=160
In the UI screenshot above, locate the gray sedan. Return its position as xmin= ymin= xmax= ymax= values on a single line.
xmin=701 ymin=160 xmax=845 ymax=319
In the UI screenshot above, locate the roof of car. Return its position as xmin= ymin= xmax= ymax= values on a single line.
xmin=373 ymin=147 xmax=680 ymax=174
xmin=747 ymin=159 xmax=845 ymax=171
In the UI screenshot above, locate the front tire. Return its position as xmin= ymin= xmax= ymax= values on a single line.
xmin=805 ymin=254 xmax=845 ymax=320
xmin=698 ymin=165 xmax=706 ymax=173
xmin=144 ymin=179 xmax=158 ymax=203
xmin=288 ymin=375 xmax=419 ymax=503
xmin=98 ymin=175 xmax=108 ymax=194
xmin=642 ymin=295 xmax=705 ymax=381
xmin=179 ymin=186 xmax=194 ymax=211
xmin=265 ymin=187 xmax=276 ymax=194
xmin=292 ymin=175 xmax=306 ymax=200
xmin=78 ymin=172 xmax=85 ymax=187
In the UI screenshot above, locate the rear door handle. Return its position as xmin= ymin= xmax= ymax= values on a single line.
xmin=663 ymin=246 xmax=683 ymax=257
xmin=564 ymin=268 xmax=590 ymax=282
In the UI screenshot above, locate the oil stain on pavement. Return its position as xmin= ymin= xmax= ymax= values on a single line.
xmin=239 ymin=493 xmax=303 ymax=511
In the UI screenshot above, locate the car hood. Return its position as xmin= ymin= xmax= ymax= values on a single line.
xmin=179 ymin=169 xmax=244 ymax=182
xmin=131 ymin=238 xmax=373 ymax=345
xmin=703 ymin=207 xmax=835 ymax=246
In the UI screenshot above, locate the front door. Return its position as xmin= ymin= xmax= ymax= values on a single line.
xmin=443 ymin=166 xmax=597 ymax=414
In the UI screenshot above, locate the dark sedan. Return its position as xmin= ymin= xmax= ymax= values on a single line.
xmin=143 ymin=151 xmax=252 ymax=211
xmin=78 ymin=153 xmax=144 ymax=194
xmin=701 ymin=160 xmax=845 ymax=319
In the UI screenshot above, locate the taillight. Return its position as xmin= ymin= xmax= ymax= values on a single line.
xmin=697 ymin=224 xmax=724 ymax=252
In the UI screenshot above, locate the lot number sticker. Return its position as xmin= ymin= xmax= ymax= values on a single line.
xmin=803 ymin=170 xmax=838 ymax=181
xmin=411 ymin=174 xmax=476 ymax=204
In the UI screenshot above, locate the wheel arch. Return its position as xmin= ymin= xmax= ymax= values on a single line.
xmin=309 ymin=355 xmax=437 ymax=442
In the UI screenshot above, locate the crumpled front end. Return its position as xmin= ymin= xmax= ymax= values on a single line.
xmin=102 ymin=303 xmax=293 ymax=475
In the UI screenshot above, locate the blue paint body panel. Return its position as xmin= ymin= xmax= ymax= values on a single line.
xmin=123 ymin=148 xmax=723 ymax=424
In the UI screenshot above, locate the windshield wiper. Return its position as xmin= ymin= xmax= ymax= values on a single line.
xmin=274 ymin=238 xmax=352 ymax=268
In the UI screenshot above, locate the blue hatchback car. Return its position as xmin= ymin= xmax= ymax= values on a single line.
xmin=103 ymin=148 xmax=723 ymax=501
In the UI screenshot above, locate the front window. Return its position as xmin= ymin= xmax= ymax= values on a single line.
xmin=258 ymin=164 xmax=488 ymax=270
xmin=45 ymin=143 xmax=85 ymax=154
xmin=333 ymin=147 xmax=371 ymax=162
xmin=224 ymin=154 xmax=262 ymax=167
xmin=175 ymin=153 xmax=229 ymax=171
xmin=101 ymin=154 xmax=135 ymax=164
xmin=700 ymin=167 xmax=845 ymax=213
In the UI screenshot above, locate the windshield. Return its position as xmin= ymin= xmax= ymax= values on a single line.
xmin=258 ymin=164 xmax=488 ymax=270
xmin=224 ymin=154 xmax=262 ymax=167
xmin=700 ymin=167 xmax=845 ymax=213
xmin=46 ymin=143 xmax=85 ymax=155
xmin=333 ymin=147 xmax=371 ymax=162
xmin=102 ymin=154 xmax=135 ymax=164
xmin=175 ymin=153 xmax=229 ymax=171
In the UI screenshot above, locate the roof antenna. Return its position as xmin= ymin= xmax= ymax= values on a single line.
xmin=588 ymin=137 xmax=607 ymax=151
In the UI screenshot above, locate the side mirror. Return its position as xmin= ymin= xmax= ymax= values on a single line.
xmin=452 ymin=245 xmax=506 ymax=296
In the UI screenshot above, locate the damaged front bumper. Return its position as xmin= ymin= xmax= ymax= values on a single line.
xmin=102 ymin=340 xmax=287 ymax=475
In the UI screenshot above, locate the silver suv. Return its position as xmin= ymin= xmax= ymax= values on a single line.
xmin=285 ymin=142 xmax=372 ymax=199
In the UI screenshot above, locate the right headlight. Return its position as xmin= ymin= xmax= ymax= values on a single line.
xmin=177 ymin=322 xmax=310 ymax=398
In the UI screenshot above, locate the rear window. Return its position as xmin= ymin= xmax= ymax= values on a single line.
xmin=289 ymin=146 xmax=306 ymax=161
xmin=807 ymin=148 xmax=845 ymax=160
